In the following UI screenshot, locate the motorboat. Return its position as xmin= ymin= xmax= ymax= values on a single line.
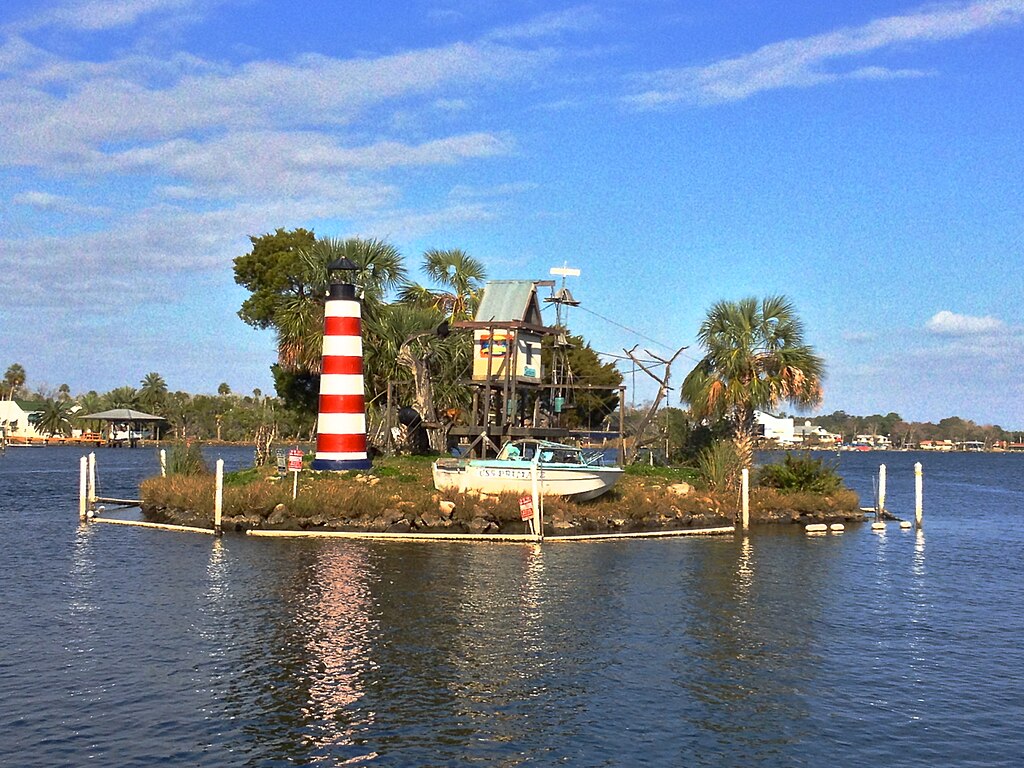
xmin=432 ymin=439 xmax=623 ymax=501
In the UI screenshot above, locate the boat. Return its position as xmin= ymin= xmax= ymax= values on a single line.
xmin=432 ymin=439 xmax=624 ymax=501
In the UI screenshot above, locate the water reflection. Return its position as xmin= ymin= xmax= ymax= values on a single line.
xmin=300 ymin=544 xmax=378 ymax=763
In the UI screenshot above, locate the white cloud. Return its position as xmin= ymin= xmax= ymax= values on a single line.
xmin=12 ymin=190 xmax=109 ymax=216
xmin=625 ymin=0 xmax=1024 ymax=106
xmin=926 ymin=310 xmax=1006 ymax=335
xmin=8 ymin=0 xmax=216 ymax=33
xmin=484 ymin=6 xmax=603 ymax=43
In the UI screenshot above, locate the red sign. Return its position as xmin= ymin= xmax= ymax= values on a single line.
xmin=288 ymin=449 xmax=304 ymax=471
xmin=519 ymin=495 xmax=534 ymax=521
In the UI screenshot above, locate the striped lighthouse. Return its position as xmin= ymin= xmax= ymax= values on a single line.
xmin=311 ymin=258 xmax=372 ymax=471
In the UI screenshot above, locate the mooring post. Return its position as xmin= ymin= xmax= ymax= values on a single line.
xmin=88 ymin=451 xmax=97 ymax=509
xmin=741 ymin=467 xmax=749 ymax=530
xmin=531 ymin=453 xmax=543 ymax=540
xmin=214 ymin=458 xmax=224 ymax=536
xmin=79 ymin=455 xmax=88 ymax=521
xmin=878 ymin=463 xmax=887 ymax=514
xmin=915 ymin=462 xmax=923 ymax=529
xmin=160 ymin=448 xmax=167 ymax=478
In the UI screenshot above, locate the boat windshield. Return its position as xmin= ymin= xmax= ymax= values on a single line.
xmin=497 ymin=442 xmax=536 ymax=461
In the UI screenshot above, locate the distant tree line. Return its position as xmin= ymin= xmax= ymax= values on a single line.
xmin=3 ymin=364 xmax=312 ymax=442
xmin=812 ymin=411 xmax=1019 ymax=446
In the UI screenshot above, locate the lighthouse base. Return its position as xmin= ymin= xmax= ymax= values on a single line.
xmin=312 ymin=456 xmax=372 ymax=471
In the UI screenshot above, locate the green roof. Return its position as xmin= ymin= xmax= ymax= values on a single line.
xmin=474 ymin=281 xmax=545 ymax=325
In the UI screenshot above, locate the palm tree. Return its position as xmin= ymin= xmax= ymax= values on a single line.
xmin=275 ymin=236 xmax=407 ymax=375
xmin=3 ymin=363 xmax=26 ymax=399
xmin=681 ymin=296 xmax=825 ymax=467
xmin=138 ymin=372 xmax=168 ymax=414
xmin=104 ymin=386 xmax=139 ymax=409
xmin=36 ymin=399 xmax=74 ymax=437
xmin=398 ymin=248 xmax=486 ymax=320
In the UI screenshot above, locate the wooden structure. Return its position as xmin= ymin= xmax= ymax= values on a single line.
xmin=451 ymin=280 xmax=567 ymax=457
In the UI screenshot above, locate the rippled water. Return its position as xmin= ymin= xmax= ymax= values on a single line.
xmin=1 ymin=446 xmax=1022 ymax=766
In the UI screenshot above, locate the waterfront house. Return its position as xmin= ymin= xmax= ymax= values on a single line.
xmin=0 ymin=399 xmax=46 ymax=442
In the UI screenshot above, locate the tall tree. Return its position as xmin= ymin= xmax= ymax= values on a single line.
xmin=398 ymin=248 xmax=486 ymax=320
xmin=103 ymin=386 xmax=139 ymax=408
xmin=234 ymin=228 xmax=317 ymax=330
xmin=682 ymin=296 xmax=825 ymax=467
xmin=138 ymin=372 xmax=168 ymax=413
xmin=3 ymin=363 xmax=26 ymax=399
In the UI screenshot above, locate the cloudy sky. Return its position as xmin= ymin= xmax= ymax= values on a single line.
xmin=1 ymin=0 xmax=1022 ymax=427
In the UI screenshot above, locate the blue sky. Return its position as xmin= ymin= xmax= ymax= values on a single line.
xmin=1 ymin=0 xmax=1022 ymax=427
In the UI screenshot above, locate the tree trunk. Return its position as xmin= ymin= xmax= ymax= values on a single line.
xmin=397 ymin=344 xmax=445 ymax=452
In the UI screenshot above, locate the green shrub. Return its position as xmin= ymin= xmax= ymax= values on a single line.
xmin=697 ymin=440 xmax=743 ymax=493
xmin=165 ymin=441 xmax=209 ymax=476
xmin=756 ymin=452 xmax=843 ymax=493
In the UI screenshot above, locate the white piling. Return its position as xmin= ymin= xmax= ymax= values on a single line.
xmin=878 ymin=463 xmax=887 ymax=514
xmin=79 ymin=456 xmax=88 ymax=521
xmin=88 ymin=452 xmax=97 ymax=509
xmin=214 ymin=458 xmax=224 ymax=536
xmin=741 ymin=468 xmax=750 ymax=530
xmin=530 ymin=454 xmax=543 ymax=540
xmin=160 ymin=448 xmax=167 ymax=478
xmin=915 ymin=461 xmax=923 ymax=529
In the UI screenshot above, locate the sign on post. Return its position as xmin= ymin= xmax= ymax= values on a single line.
xmin=519 ymin=495 xmax=534 ymax=521
xmin=276 ymin=449 xmax=287 ymax=475
xmin=288 ymin=449 xmax=303 ymax=499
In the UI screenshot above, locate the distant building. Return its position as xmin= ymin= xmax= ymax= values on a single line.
xmin=794 ymin=420 xmax=841 ymax=445
xmin=756 ymin=411 xmax=797 ymax=444
xmin=756 ymin=412 xmax=840 ymax=446
xmin=0 ymin=399 xmax=46 ymax=441
xmin=854 ymin=433 xmax=892 ymax=449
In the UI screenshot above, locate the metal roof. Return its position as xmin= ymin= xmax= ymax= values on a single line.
xmin=474 ymin=280 xmax=545 ymax=324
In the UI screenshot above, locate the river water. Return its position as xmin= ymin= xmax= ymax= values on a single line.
xmin=1 ymin=446 xmax=1021 ymax=767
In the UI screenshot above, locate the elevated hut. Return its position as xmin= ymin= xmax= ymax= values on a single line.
xmin=451 ymin=279 xmax=566 ymax=456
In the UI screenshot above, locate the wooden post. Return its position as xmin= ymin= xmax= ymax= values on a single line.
xmin=79 ymin=455 xmax=88 ymax=521
xmin=385 ymin=380 xmax=394 ymax=455
xmin=160 ymin=448 xmax=167 ymax=477
xmin=741 ymin=468 xmax=749 ymax=530
xmin=214 ymin=458 xmax=224 ymax=536
xmin=878 ymin=463 xmax=887 ymax=514
xmin=531 ymin=453 xmax=543 ymax=540
xmin=915 ymin=462 xmax=923 ymax=529
xmin=618 ymin=387 xmax=626 ymax=466
xmin=88 ymin=452 xmax=97 ymax=509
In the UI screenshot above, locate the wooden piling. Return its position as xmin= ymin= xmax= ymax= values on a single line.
xmin=214 ymin=458 xmax=224 ymax=536
xmin=878 ymin=463 xmax=887 ymax=513
xmin=741 ymin=467 xmax=749 ymax=530
xmin=79 ymin=456 xmax=88 ymax=521
xmin=915 ymin=461 xmax=923 ymax=529
xmin=88 ymin=452 xmax=97 ymax=509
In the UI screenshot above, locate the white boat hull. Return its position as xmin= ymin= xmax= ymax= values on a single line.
xmin=432 ymin=460 xmax=623 ymax=501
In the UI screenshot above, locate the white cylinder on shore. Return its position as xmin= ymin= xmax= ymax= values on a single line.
xmin=915 ymin=461 xmax=923 ymax=529
xmin=741 ymin=468 xmax=749 ymax=530
xmin=311 ymin=270 xmax=371 ymax=471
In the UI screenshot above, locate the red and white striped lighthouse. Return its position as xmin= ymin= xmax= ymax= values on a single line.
xmin=311 ymin=258 xmax=372 ymax=471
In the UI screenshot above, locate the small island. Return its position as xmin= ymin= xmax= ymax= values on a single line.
xmin=139 ymin=449 xmax=863 ymax=537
